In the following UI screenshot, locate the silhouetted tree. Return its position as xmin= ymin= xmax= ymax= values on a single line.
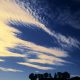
xmin=29 ymin=73 xmax=37 ymax=80
xmin=57 ymin=72 xmax=62 ymax=79
xmin=44 ymin=73 xmax=49 ymax=78
xmin=63 ymin=72 xmax=70 ymax=79
xmin=54 ymin=73 xmax=57 ymax=79
xmin=29 ymin=72 xmax=80 ymax=80
xmin=48 ymin=73 xmax=53 ymax=78
xmin=70 ymin=76 xmax=80 ymax=80
xmin=37 ymin=74 xmax=44 ymax=80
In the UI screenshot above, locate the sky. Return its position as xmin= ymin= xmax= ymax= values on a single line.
xmin=0 ymin=0 xmax=80 ymax=80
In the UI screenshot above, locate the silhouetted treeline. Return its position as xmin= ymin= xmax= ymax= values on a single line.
xmin=29 ymin=72 xmax=80 ymax=80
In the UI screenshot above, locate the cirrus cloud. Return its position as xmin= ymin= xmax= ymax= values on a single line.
xmin=0 ymin=0 xmax=72 ymax=70
xmin=0 ymin=67 xmax=23 ymax=72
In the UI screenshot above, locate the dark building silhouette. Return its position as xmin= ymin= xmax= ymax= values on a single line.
xmin=29 ymin=72 xmax=80 ymax=80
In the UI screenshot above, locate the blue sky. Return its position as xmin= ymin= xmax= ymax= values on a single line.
xmin=0 ymin=0 xmax=80 ymax=80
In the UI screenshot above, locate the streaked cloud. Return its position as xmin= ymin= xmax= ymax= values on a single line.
xmin=17 ymin=62 xmax=53 ymax=70
xmin=19 ymin=0 xmax=80 ymax=48
xmin=52 ymin=31 xmax=80 ymax=48
xmin=8 ymin=47 xmax=66 ymax=69
xmin=0 ymin=0 xmax=66 ymax=57
xmin=26 ymin=51 xmax=66 ymax=65
xmin=71 ymin=74 xmax=80 ymax=77
xmin=0 ymin=0 xmax=51 ymax=57
xmin=0 ymin=0 xmax=70 ymax=70
xmin=0 ymin=0 xmax=79 ymax=77
xmin=0 ymin=59 xmax=4 ymax=62
xmin=0 ymin=0 xmax=53 ymax=36
xmin=0 ymin=67 xmax=23 ymax=72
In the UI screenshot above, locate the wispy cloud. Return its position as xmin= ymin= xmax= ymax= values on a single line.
xmin=0 ymin=59 xmax=4 ymax=62
xmin=52 ymin=31 xmax=80 ymax=48
xmin=71 ymin=74 xmax=80 ymax=77
xmin=0 ymin=0 xmax=70 ymax=70
xmin=0 ymin=67 xmax=23 ymax=72
xmin=8 ymin=46 xmax=66 ymax=70
xmin=17 ymin=62 xmax=53 ymax=70
xmin=0 ymin=0 xmax=61 ymax=58
xmin=0 ymin=0 xmax=53 ymax=36
xmin=0 ymin=0 xmax=49 ymax=57
xmin=19 ymin=0 xmax=80 ymax=48
xmin=26 ymin=50 xmax=66 ymax=65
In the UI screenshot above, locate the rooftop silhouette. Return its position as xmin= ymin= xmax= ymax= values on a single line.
xmin=29 ymin=72 xmax=80 ymax=80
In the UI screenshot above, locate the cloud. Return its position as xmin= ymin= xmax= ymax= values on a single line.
xmin=0 ymin=0 xmax=52 ymax=57
xmin=19 ymin=0 xmax=80 ymax=48
xmin=0 ymin=59 xmax=4 ymax=62
xmin=8 ymin=46 xmax=66 ymax=69
xmin=27 ymin=58 xmax=64 ymax=66
xmin=52 ymin=31 xmax=80 ymax=48
xmin=17 ymin=62 xmax=53 ymax=70
xmin=0 ymin=0 xmax=53 ymax=36
xmin=0 ymin=0 xmax=69 ymax=70
xmin=0 ymin=0 xmax=66 ymax=58
xmin=26 ymin=51 xmax=66 ymax=65
xmin=0 ymin=67 xmax=23 ymax=72
xmin=16 ymin=49 xmax=66 ymax=70
xmin=71 ymin=74 xmax=80 ymax=77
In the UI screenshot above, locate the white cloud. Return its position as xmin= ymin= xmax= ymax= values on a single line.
xmin=26 ymin=51 xmax=66 ymax=64
xmin=52 ymin=31 xmax=80 ymax=48
xmin=0 ymin=0 xmax=71 ymax=70
xmin=17 ymin=62 xmax=53 ymax=70
xmin=0 ymin=0 xmax=67 ymax=58
xmin=0 ymin=59 xmax=4 ymax=62
xmin=9 ymin=48 xmax=67 ymax=70
xmin=71 ymin=74 xmax=80 ymax=77
xmin=0 ymin=67 xmax=23 ymax=72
